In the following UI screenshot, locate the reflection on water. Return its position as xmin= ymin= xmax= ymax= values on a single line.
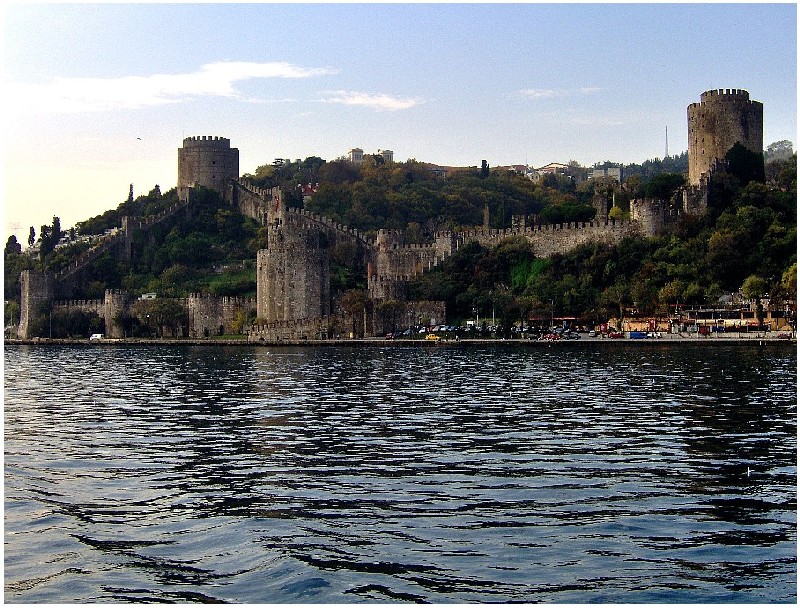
xmin=4 ymin=343 xmax=796 ymax=603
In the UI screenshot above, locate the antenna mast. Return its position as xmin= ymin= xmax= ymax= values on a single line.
xmin=665 ymin=126 xmax=669 ymax=159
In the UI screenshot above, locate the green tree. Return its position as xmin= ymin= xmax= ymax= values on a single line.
xmin=725 ymin=142 xmax=765 ymax=187
xmin=643 ymin=173 xmax=686 ymax=200
xmin=741 ymin=274 xmax=769 ymax=329
xmin=601 ymin=279 xmax=629 ymax=327
xmin=780 ymin=262 xmax=797 ymax=300
xmin=340 ymin=289 xmax=369 ymax=338
xmin=5 ymin=301 xmax=20 ymax=331
xmin=764 ymin=140 xmax=794 ymax=162
xmin=5 ymin=235 xmax=21 ymax=256
xmin=130 ymin=298 xmax=186 ymax=337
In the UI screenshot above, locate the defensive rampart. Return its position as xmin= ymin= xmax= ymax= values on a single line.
xmin=247 ymin=299 xmax=446 ymax=341
xmin=54 ymin=199 xmax=190 ymax=290
xmin=188 ymin=293 xmax=256 ymax=337
xmin=365 ymin=219 xmax=644 ymax=300
xmin=232 ymin=180 xmax=282 ymax=225
xmin=28 ymin=290 xmax=256 ymax=339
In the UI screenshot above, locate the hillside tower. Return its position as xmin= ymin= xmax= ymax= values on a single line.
xmin=178 ymin=136 xmax=239 ymax=202
xmin=687 ymin=89 xmax=763 ymax=186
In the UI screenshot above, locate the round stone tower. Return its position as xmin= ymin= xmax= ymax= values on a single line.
xmin=687 ymin=89 xmax=763 ymax=186
xmin=178 ymin=136 xmax=239 ymax=201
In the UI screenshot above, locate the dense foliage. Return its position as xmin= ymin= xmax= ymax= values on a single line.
xmin=5 ymin=187 xmax=261 ymax=304
xmin=246 ymin=156 xmax=599 ymax=241
xmin=409 ymin=155 xmax=796 ymax=331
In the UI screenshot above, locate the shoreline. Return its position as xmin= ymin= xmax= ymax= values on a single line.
xmin=4 ymin=334 xmax=796 ymax=348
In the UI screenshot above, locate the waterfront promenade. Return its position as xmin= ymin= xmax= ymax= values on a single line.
xmin=6 ymin=332 xmax=795 ymax=348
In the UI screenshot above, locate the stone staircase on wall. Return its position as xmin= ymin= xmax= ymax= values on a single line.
xmin=54 ymin=198 xmax=190 ymax=284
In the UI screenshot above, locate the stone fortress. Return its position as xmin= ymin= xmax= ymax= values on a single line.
xmin=687 ymin=89 xmax=763 ymax=186
xmin=18 ymin=89 xmax=763 ymax=341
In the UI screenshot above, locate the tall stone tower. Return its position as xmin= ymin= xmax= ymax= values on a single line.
xmin=178 ymin=136 xmax=239 ymax=201
xmin=256 ymin=212 xmax=331 ymax=323
xmin=687 ymin=89 xmax=763 ymax=186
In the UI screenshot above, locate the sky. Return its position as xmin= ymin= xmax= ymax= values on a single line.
xmin=2 ymin=2 xmax=797 ymax=244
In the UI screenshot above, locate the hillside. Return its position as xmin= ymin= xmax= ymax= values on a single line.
xmin=4 ymin=150 xmax=796 ymax=334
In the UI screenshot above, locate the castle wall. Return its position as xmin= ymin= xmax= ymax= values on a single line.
xmin=178 ymin=136 xmax=239 ymax=202
xmin=18 ymin=270 xmax=54 ymax=339
xmin=188 ymin=293 xmax=256 ymax=337
xmin=687 ymin=89 xmax=763 ymax=186
xmin=365 ymin=221 xmax=642 ymax=303
xmin=682 ymin=185 xmax=709 ymax=216
xmin=52 ymin=299 xmax=104 ymax=315
xmin=256 ymin=214 xmax=331 ymax=322
xmin=104 ymin=290 xmax=130 ymax=338
xmin=248 ymin=299 xmax=446 ymax=341
xmin=453 ymin=221 xmax=639 ymax=259
xmin=630 ymin=198 xmax=675 ymax=237
xmin=592 ymin=193 xmax=610 ymax=221
xmin=233 ymin=181 xmax=282 ymax=225
xmin=249 ymin=314 xmax=339 ymax=342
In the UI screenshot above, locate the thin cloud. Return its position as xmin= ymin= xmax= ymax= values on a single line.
xmin=319 ymin=90 xmax=423 ymax=111
xmin=7 ymin=61 xmax=337 ymax=113
xmin=518 ymin=88 xmax=570 ymax=99
xmin=518 ymin=87 xmax=603 ymax=100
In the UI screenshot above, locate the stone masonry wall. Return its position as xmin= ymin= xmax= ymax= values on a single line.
xmin=687 ymin=89 xmax=763 ymax=186
xmin=178 ymin=136 xmax=239 ymax=202
xmin=233 ymin=181 xmax=282 ymax=225
xmin=18 ymin=270 xmax=54 ymax=339
xmin=188 ymin=293 xmax=256 ymax=337
xmin=256 ymin=214 xmax=331 ymax=322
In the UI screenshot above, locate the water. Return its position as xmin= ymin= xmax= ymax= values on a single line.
xmin=4 ymin=343 xmax=796 ymax=603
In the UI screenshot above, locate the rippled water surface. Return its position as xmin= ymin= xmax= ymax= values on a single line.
xmin=4 ymin=343 xmax=796 ymax=603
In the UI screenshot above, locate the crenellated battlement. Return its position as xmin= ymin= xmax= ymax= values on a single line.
xmin=699 ymin=88 xmax=750 ymax=102
xmin=179 ymin=136 xmax=239 ymax=202
xmin=381 ymin=241 xmax=437 ymax=252
xmin=181 ymin=135 xmax=231 ymax=148
xmin=52 ymin=299 xmax=104 ymax=308
xmin=188 ymin=293 xmax=254 ymax=305
xmin=285 ymin=206 xmax=368 ymax=242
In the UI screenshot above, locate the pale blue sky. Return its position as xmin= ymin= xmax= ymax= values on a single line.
xmin=3 ymin=2 xmax=797 ymax=241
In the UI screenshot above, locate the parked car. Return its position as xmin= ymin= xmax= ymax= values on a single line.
xmin=606 ymin=331 xmax=623 ymax=339
xmin=425 ymin=333 xmax=441 ymax=341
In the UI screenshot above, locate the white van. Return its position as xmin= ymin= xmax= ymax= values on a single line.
xmin=89 ymin=333 xmax=104 ymax=341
